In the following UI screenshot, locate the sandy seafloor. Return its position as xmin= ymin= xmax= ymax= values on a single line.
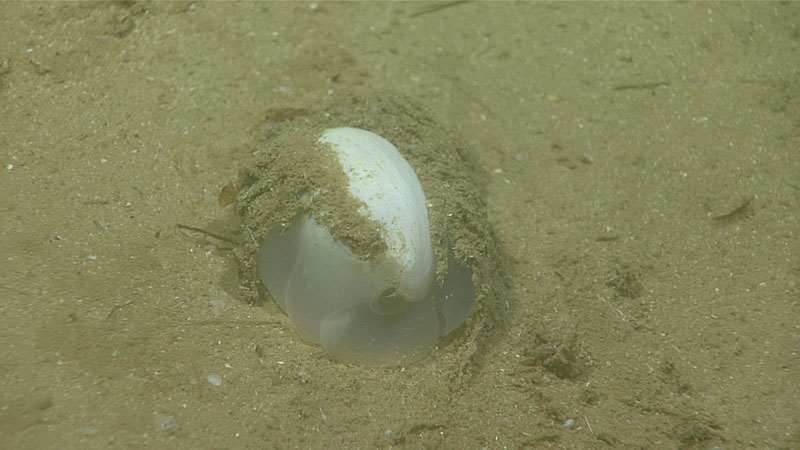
xmin=1 ymin=2 xmax=798 ymax=449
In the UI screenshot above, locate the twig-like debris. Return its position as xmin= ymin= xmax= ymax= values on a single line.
xmin=584 ymin=415 xmax=594 ymax=435
xmin=177 ymin=224 xmax=241 ymax=245
xmin=711 ymin=196 xmax=753 ymax=223
xmin=410 ymin=0 xmax=469 ymax=19
xmin=612 ymin=81 xmax=669 ymax=91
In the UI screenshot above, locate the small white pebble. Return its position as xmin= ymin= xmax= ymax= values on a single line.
xmin=564 ymin=419 xmax=575 ymax=428
xmin=155 ymin=414 xmax=177 ymax=431
xmin=209 ymin=299 xmax=226 ymax=317
xmin=207 ymin=374 xmax=222 ymax=386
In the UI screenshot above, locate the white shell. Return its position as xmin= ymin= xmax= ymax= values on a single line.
xmin=257 ymin=127 xmax=474 ymax=365
xmin=319 ymin=127 xmax=435 ymax=306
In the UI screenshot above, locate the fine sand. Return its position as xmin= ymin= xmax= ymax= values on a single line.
xmin=1 ymin=3 xmax=798 ymax=448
